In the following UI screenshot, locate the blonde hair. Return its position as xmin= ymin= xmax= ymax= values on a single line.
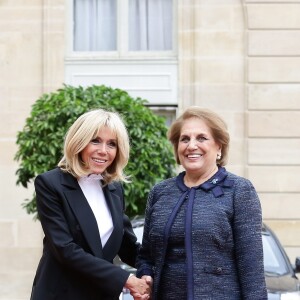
xmin=168 ymin=106 xmax=230 ymax=167
xmin=58 ymin=109 xmax=130 ymax=183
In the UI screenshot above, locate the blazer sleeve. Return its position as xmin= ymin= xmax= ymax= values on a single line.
xmin=35 ymin=173 xmax=130 ymax=298
xmin=233 ymin=178 xmax=268 ymax=300
xmin=114 ymin=182 xmax=141 ymax=267
xmin=135 ymin=187 xmax=155 ymax=278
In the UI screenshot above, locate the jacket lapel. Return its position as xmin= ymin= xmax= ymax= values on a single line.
xmin=60 ymin=172 xmax=103 ymax=258
xmin=102 ymin=184 xmax=123 ymax=260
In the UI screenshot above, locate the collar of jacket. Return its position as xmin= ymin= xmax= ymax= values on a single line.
xmin=59 ymin=169 xmax=122 ymax=260
xmin=176 ymin=166 xmax=234 ymax=197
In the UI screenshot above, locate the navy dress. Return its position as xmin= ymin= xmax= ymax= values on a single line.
xmin=136 ymin=167 xmax=267 ymax=300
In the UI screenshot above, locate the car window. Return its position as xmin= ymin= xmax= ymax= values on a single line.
xmin=263 ymin=233 xmax=289 ymax=275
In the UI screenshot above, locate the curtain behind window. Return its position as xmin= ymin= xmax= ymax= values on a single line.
xmin=74 ymin=0 xmax=116 ymax=51
xmin=73 ymin=0 xmax=172 ymax=52
xmin=129 ymin=0 xmax=172 ymax=51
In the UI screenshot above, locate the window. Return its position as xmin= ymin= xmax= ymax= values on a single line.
xmin=72 ymin=0 xmax=174 ymax=55
xmin=128 ymin=0 xmax=173 ymax=51
xmin=148 ymin=105 xmax=177 ymax=127
xmin=73 ymin=0 xmax=117 ymax=51
xmin=262 ymin=233 xmax=289 ymax=275
xmin=65 ymin=0 xmax=178 ymax=109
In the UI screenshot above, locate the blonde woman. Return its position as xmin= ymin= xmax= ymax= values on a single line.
xmin=30 ymin=109 xmax=150 ymax=300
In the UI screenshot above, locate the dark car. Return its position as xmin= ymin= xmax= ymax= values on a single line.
xmin=263 ymin=223 xmax=300 ymax=299
xmin=117 ymin=217 xmax=300 ymax=300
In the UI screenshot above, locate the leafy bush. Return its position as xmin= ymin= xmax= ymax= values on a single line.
xmin=15 ymin=85 xmax=176 ymax=218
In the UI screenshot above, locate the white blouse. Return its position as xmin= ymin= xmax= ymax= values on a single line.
xmin=78 ymin=174 xmax=114 ymax=247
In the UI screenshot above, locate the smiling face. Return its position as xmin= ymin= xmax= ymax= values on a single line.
xmin=178 ymin=117 xmax=221 ymax=178
xmin=80 ymin=127 xmax=117 ymax=175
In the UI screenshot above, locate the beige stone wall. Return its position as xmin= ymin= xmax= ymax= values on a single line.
xmin=177 ymin=0 xmax=300 ymax=263
xmin=0 ymin=1 xmax=43 ymax=299
xmin=245 ymin=0 xmax=300 ymax=262
xmin=1 ymin=0 xmax=300 ymax=299
xmin=178 ymin=0 xmax=246 ymax=175
xmin=0 ymin=1 xmax=65 ymax=299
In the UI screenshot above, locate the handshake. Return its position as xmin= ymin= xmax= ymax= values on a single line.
xmin=124 ymin=274 xmax=153 ymax=300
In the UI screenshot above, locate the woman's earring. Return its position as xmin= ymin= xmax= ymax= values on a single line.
xmin=217 ymin=153 xmax=221 ymax=160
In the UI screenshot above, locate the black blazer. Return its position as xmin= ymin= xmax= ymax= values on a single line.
xmin=30 ymin=168 xmax=139 ymax=300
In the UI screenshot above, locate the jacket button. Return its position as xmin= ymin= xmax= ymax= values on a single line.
xmin=216 ymin=267 xmax=222 ymax=274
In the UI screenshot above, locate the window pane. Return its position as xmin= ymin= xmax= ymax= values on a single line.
xmin=129 ymin=0 xmax=173 ymax=51
xmin=73 ymin=0 xmax=117 ymax=51
xmin=149 ymin=106 xmax=177 ymax=127
xmin=262 ymin=234 xmax=289 ymax=275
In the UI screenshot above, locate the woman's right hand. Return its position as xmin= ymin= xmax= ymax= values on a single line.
xmin=124 ymin=275 xmax=151 ymax=299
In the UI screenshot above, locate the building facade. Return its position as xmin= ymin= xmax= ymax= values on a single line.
xmin=1 ymin=0 xmax=300 ymax=298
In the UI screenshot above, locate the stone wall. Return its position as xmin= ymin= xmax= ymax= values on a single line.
xmin=0 ymin=1 xmax=65 ymax=299
xmin=245 ymin=0 xmax=300 ymax=262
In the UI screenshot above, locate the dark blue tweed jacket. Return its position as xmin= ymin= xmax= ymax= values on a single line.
xmin=136 ymin=167 xmax=267 ymax=300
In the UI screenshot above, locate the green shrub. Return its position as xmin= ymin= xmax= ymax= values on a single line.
xmin=15 ymin=85 xmax=176 ymax=218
